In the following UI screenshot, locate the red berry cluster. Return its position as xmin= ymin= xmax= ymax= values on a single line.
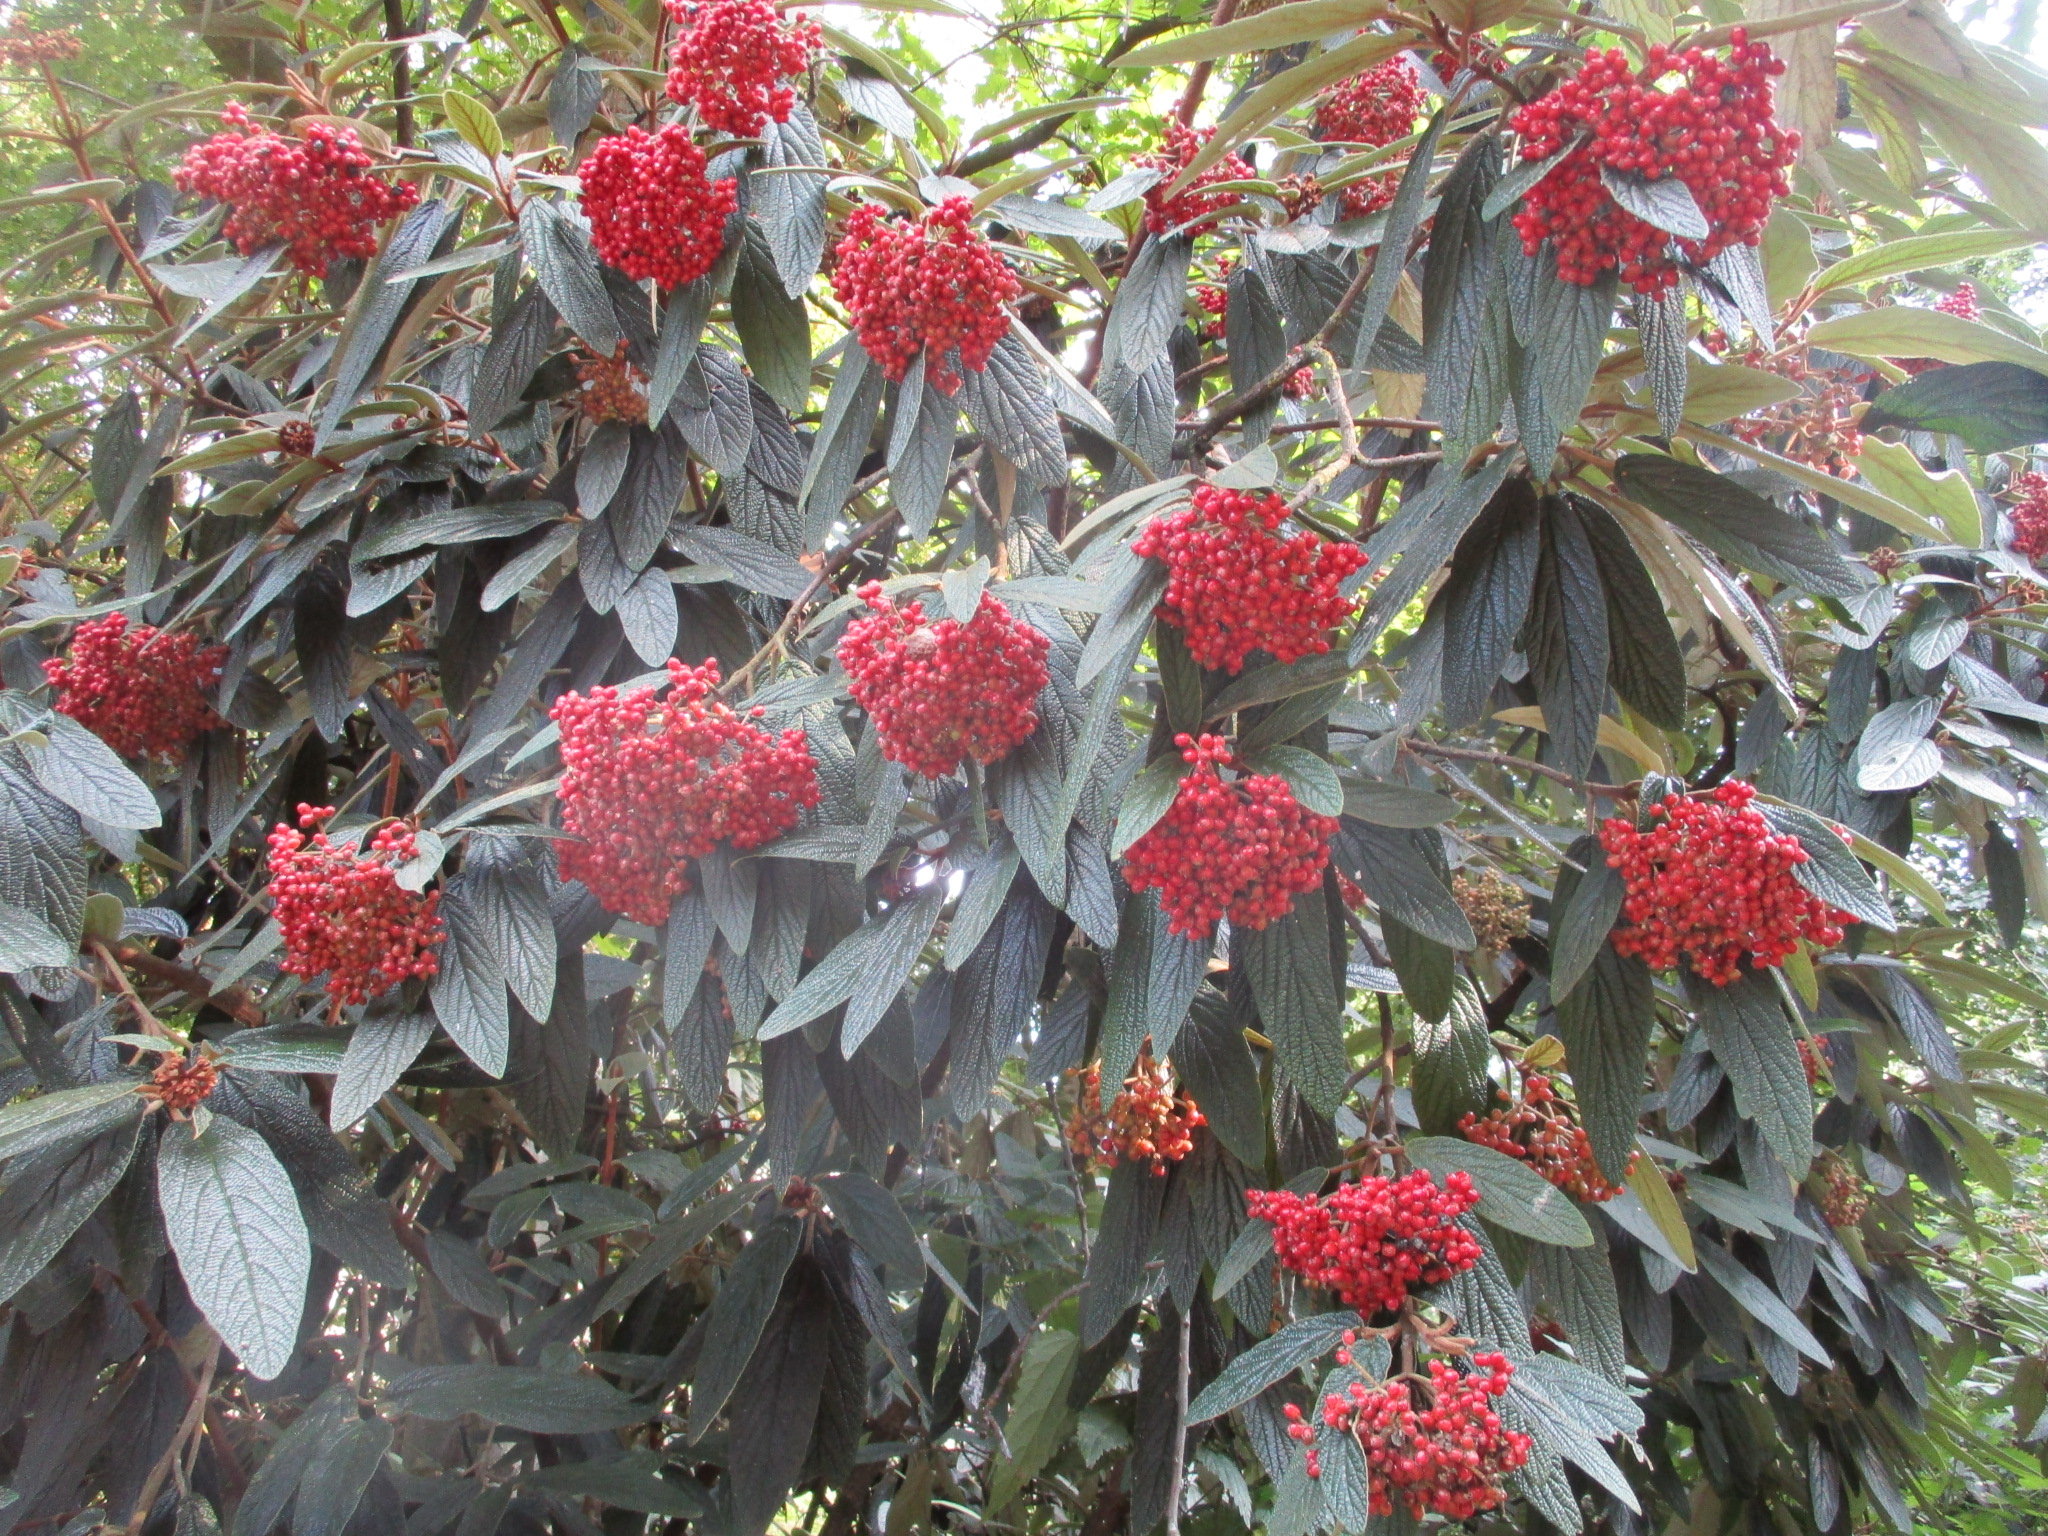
xmin=551 ymin=658 xmax=820 ymax=925
xmin=1728 ymin=347 xmax=1865 ymax=477
xmin=1509 ymin=31 xmax=1797 ymax=295
xmin=1065 ymin=1050 xmax=1206 ymax=1174
xmin=836 ymin=581 xmax=1050 ymax=779
xmin=1452 ymin=870 xmax=1529 ymax=953
xmin=1136 ymin=124 xmax=1255 ymax=236
xmin=175 ymin=104 xmax=420 ymax=278
xmin=1816 ymin=1151 xmax=1869 ymax=1228
xmin=0 ymin=28 xmax=81 ymax=64
xmin=44 ymin=613 xmax=226 ymax=765
xmin=1196 ymin=272 xmax=1231 ymax=340
xmin=576 ymin=343 xmax=651 ymax=424
xmin=578 ymin=123 xmax=738 ymax=292
xmin=1282 ymin=366 xmax=1317 ymax=401
xmin=144 ymin=1054 xmax=219 ymax=1115
xmin=1247 ymin=1169 xmax=1482 ymax=1315
xmin=1599 ymin=779 xmax=1851 ymax=986
xmin=1315 ymin=59 xmax=1424 ymax=219
xmin=830 ymin=198 xmax=1021 ymax=393
xmin=1122 ymin=733 xmax=1337 ymax=940
xmin=2007 ymin=471 xmax=2048 ymax=560
xmin=1797 ymin=1035 xmax=1825 ymax=1088
xmin=1459 ymin=1072 xmax=1635 ymax=1203
xmin=1134 ymin=483 xmax=1367 ymax=673
xmin=267 ymin=806 xmax=445 ymax=1005
xmin=1287 ymin=1345 xmax=1530 ymax=1518
xmin=278 ymin=419 xmax=317 ymax=457
xmin=664 ymin=0 xmax=821 ymax=136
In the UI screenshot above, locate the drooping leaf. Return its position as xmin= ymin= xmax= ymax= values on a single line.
xmin=688 ymin=1216 xmax=804 ymax=1441
xmin=387 ymin=1364 xmax=652 ymax=1432
xmin=1692 ymin=971 xmax=1812 ymax=1177
xmin=1404 ymin=1136 xmax=1595 ymax=1247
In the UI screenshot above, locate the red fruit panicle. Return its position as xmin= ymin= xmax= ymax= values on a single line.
xmin=837 ymin=581 xmax=1050 ymax=779
xmin=829 ymin=198 xmax=1021 ymax=393
xmin=146 ymin=1054 xmax=219 ymax=1115
xmin=1817 ymin=1150 xmax=1869 ymax=1227
xmin=2008 ymin=471 xmax=2048 ymax=561
xmin=1137 ymin=124 xmax=1255 ymax=236
xmin=1598 ymin=779 xmax=1850 ymax=986
xmin=578 ymin=123 xmax=738 ymax=292
xmin=664 ymin=0 xmax=821 ymax=136
xmin=1315 ymin=58 xmax=1425 ymax=219
xmin=0 ymin=28 xmax=81 ymax=64
xmin=576 ymin=343 xmax=651 ymax=424
xmin=175 ymin=104 xmax=419 ymax=278
xmin=1459 ymin=1071 xmax=1635 ymax=1203
xmin=267 ymin=806 xmax=444 ymax=1005
xmin=44 ymin=613 xmax=226 ymax=765
xmin=1122 ymin=733 xmax=1337 ymax=941
xmin=1247 ymin=1169 xmax=1482 ymax=1315
xmin=1509 ymin=31 xmax=1797 ymax=295
xmin=551 ymin=659 xmax=820 ymax=925
xmin=1301 ymin=1353 xmax=1531 ymax=1519
xmin=1135 ymin=484 xmax=1367 ymax=674
xmin=1728 ymin=347 xmax=1865 ymax=477
xmin=1065 ymin=1050 xmax=1205 ymax=1174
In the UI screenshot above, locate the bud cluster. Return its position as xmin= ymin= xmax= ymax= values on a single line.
xmin=1136 ymin=124 xmax=1255 ymax=236
xmin=2007 ymin=470 xmax=2048 ymax=561
xmin=175 ymin=104 xmax=420 ymax=278
xmin=1897 ymin=283 xmax=1981 ymax=375
xmin=551 ymin=659 xmax=820 ymax=925
xmin=576 ymin=344 xmax=651 ymax=424
xmin=1509 ymin=32 xmax=1797 ymax=295
xmin=1816 ymin=1150 xmax=1870 ymax=1228
xmin=1459 ymin=1071 xmax=1635 ymax=1203
xmin=267 ymin=806 xmax=445 ymax=1005
xmin=44 ymin=613 xmax=226 ymax=765
xmin=1064 ymin=1051 xmax=1206 ymax=1173
xmin=1598 ymin=779 xmax=1850 ymax=986
xmin=1727 ymin=347 xmax=1866 ymax=478
xmin=1315 ymin=58 xmax=1424 ymax=219
xmin=1122 ymin=733 xmax=1337 ymax=940
xmin=1452 ymin=870 xmax=1529 ymax=953
xmin=830 ymin=198 xmax=1021 ymax=393
xmin=145 ymin=1054 xmax=219 ymax=1115
xmin=1246 ymin=1169 xmax=1482 ymax=1315
xmin=0 ymin=28 xmax=81 ymax=64
xmin=836 ymin=581 xmax=1050 ymax=778
xmin=1134 ymin=484 xmax=1367 ymax=673
xmin=578 ymin=124 xmax=738 ymax=292
xmin=664 ymin=0 xmax=821 ymax=136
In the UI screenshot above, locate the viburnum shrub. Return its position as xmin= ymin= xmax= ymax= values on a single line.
xmin=1897 ymin=283 xmax=1981 ymax=374
xmin=830 ymin=198 xmax=1021 ymax=392
xmin=1136 ymin=124 xmax=1255 ymax=235
xmin=836 ymin=581 xmax=1050 ymax=778
xmin=1316 ymin=58 xmax=1424 ymax=218
xmin=267 ymin=806 xmax=445 ymax=1005
xmin=44 ymin=612 xmax=226 ymax=764
xmin=1459 ymin=1071 xmax=1635 ymax=1202
xmin=143 ymin=1054 xmax=219 ymax=1115
xmin=664 ymin=0 xmax=821 ymax=136
xmin=174 ymin=104 xmax=420 ymax=278
xmin=1509 ymin=31 xmax=1797 ymax=294
xmin=1064 ymin=1051 xmax=1205 ymax=1173
xmin=577 ymin=124 xmax=738 ymax=292
xmin=551 ymin=659 xmax=820 ymax=925
xmin=1287 ymin=1346 xmax=1531 ymax=1517
xmin=575 ymin=344 xmax=651 ymax=424
xmin=1248 ymin=1169 xmax=1483 ymax=1314
xmin=1599 ymin=779 xmax=1851 ymax=985
xmin=1122 ymin=733 xmax=1337 ymax=940
xmin=2007 ymin=471 xmax=2048 ymax=560
xmin=1135 ymin=484 xmax=1368 ymax=673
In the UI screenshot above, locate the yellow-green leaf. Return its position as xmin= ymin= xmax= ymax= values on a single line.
xmin=442 ymin=89 xmax=504 ymax=159
xmin=1807 ymin=306 xmax=2048 ymax=376
xmin=1811 ymin=228 xmax=2039 ymax=295
xmin=1116 ymin=0 xmax=1393 ymax=67
xmin=1680 ymin=358 xmax=1803 ymax=425
xmin=1851 ymin=437 xmax=1980 ymax=545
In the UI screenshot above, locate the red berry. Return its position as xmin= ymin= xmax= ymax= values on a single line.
xmin=1458 ymin=1070 xmax=1635 ymax=1202
xmin=267 ymin=806 xmax=444 ymax=1005
xmin=1065 ymin=1050 xmax=1205 ymax=1174
xmin=1315 ymin=58 xmax=1425 ymax=220
xmin=664 ymin=0 xmax=821 ymax=136
xmin=44 ymin=613 xmax=226 ymax=765
xmin=2008 ymin=471 xmax=2048 ymax=560
xmin=1136 ymin=124 xmax=1254 ymax=236
xmin=1307 ymin=1351 xmax=1532 ymax=1519
xmin=575 ymin=343 xmax=651 ymax=424
xmin=829 ymin=197 xmax=1021 ymax=392
xmin=1246 ymin=1169 xmax=1482 ymax=1314
xmin=577 ymin=123 xmax=738 ymax=292
xmin=147 ymin=1054 xmax=219 ymax=1114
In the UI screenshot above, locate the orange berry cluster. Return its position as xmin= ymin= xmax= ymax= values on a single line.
xmin=1458 ymin=1072 xmax=1635 ymax=1203
xmin=1816 ymin=1151 xmax=1869 ymax=1228
xmin=44 ymin=613 xmax=226 ymax=765
xmin=1287 ymin=1343 xmax=1531 ymax=1518
xmin=0 ymin=28 xmax=81 ymax=64
xmin=1509 ymin=32 xmax=1797 ymax=295
xmin=175 ymin=104 xmax=419 ymax=278
xmin=1728 ymin=347 xmax=1866 ymax=477
xmin=1134 ymin=484 xmax=1367 ymax=674
xmin=1247 ymin=1169 xmax=1482 ymax=1315
xmin=551 ymin=659 xmax=820 ymax=925
xmin=267 ymin=806 xmax=445 ymax=1005
xmin=1599 ymin=779 xmax=1850 ymax=986
xmin=1136 ymin=124 xmax=1254 ymax=236
xmin=146 ymin=1054 xmax=219 ymax=1115
xmin=2008 ymin=471 xmax=2048 ymax=561
xmin=1064 ymin=1051 xmax=1206 ymax=1174
xmin=1897 ymin=283 xmax=1980 ymax=375
xmin=836 ymin=581 xmax=1050 ymax=779
xmin=664 ymin=0 xmax=821 ymax=136
xmin=1315 ymin=58 xmax=1424 ymax=219
xmin=1122 ymin=733 xmax=1337 ymax=940
xmin=575 ymin=343 xmax=651 ymax=424
xmin=578 ymin=123 xmax=738 ymax=292
xmin=829 ymin=197 xmax=1021 ymax=393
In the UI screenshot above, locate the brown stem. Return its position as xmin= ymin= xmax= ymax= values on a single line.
xmin=110 ymin=942 xmax=268 ymax=1029
xmin=124 ymin=1335 xmax=220 ymax=1534
xmin=1162 ymin=1303 xmax=1193 ymax=1536
xmin=1402 ymin=739 xmax=1639 ymax=800
xmin=1173 ymin=0 xmax=1243 ymax=128
xmin=383 ymin=0 xmax=415 ymax=148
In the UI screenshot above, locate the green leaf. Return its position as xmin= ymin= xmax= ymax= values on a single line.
xmin=1695 ymin=1241 xmax=1830 ymax=1363
xmin=1111 ymin=753 xmax=1186 ymax=859
xmin=331 ymin=1012 xmax=433 ymax=1130
xmin=1554 ymin=940 xmax=1654 ymax=1184
xmin=23 ymin=714 xmax=161 ymax=829
xmin=0 ymin=1118 xmax=139 ymax=1305
xmin=1530 ymin=1235 xmax=1627 ymax=1388
xmin=1692 ymin=972 xmax=1811 ymax=1176
xmin=1241 ymin=885 xmax=1347 ymax=1116
xmin=232 ymin=1384 xmax=356 ymax=1536
xmin=1550 ymin=834 xmax=1623 ymax=1003
xmin=1862 ymin=361 xmax=2048 ymax=452
xmin=1984 ymin=823 xmax=2028 ymax=948
xmin=988 ymin=1329 xmax=1080 ymax=1508
xmin=1572 ymin=493 xmax=1687 ymax=729
xmin=292 ymin=1416 xmax=393 ymax=1536
xmin=386 ymin=1364 xmax=652 ymax=1431
xmin=520 ymin=198 xmax=619 ymax=357
xmin=1612 ymin=454 xmax=1870 ymax=599
xmin=523 ymin=1453 xmax=704 ymax=1518
xmin=1403 ymin=1137 xmax=1594 ymax=1247
xmin=1439 ymin=481 xmax=1543 ymax=726
xmin=818 ymin=1171 xmax=921 ymax=1277
xmin=1079 ymin=1159 xmax=1167 ymax=1345
xmin=0 ymin=1079 xmax=143 ymax=1165
xmin=1812 ymin=228 xmax=2040 ymax=294
xmin=1807 ymin=306 xmax=2048 ymax=375
xmin=0 ymin=897 xmax=74 ymax=973
xmin=1410 ymin=979 xmax=1493 ymax=1137
xmin=1338 ymin=777 xmax=1459 ymax=827
xmin=218 ymin=1025 xmax=354 ymax=1074
xmin=1245 ymin=746 xmax=1343 ymax=818
xmin=1852 ymin=438 xmax=1980 ymax=546
xmin=688 ymin=1215 xmax=803 ymax=1440
xmin=1186 ymin=1310 xmax=1361 ymax=1424
xmin=1116 ymin=0 xmax=1396 ymax=64
xmin=1755 ymin=802 xmax=1894 ymax=929
xmin=1525 ymin=494 xmax=1611 ymax=781
xmin=733 ymin=229 xmax=811 ymax=413
xmin=1384 ymin=912 xmax=1455 ymax=1023
xmin=1599 ymin=166 xmax=1708 ymax=238
xmin=441 ymin=89 xmax=503 ymax=158
xmin=1098 ymin=885 xmax=1209 ymax=1091
xmin=430 ymin=887 xmax=510 ymax=1078
xmin=1171 ymin=997 xmax=1264 ymax=1167
xmin=1334 ymin=821 xmax=1474 ymax=948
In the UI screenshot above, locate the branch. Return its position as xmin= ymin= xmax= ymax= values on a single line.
xmin=953 ymin=14 xmax=1184 ymax=177
xmin=1173 ymin=0 xmax=1243 ymax=128
xmin=1402 ymin=739 xmax=1639 ymax=799
xmin=112 ymin=942 xmax=268 ymax=1028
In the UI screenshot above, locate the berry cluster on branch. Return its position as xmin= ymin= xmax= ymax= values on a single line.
xmin=1816 ymin=1151 xmax=1870 ymax=1227
xmin=0 ymin=28 xmax=80 ymax=64
xmin=2007 ymin=471 xmax=2048 ymax=561
xmin=1726 ymin=346 xmax=1867 ymax=478
xmin=578 ymin=123 xmax=738 ymax=292
xmin=144 ymin=1054 xmax=219 ymax=1115
xmin=1315 ymin=58 xmax=1424 ymax=219
xmin=267 ymin=807 xmax=445 ymax=1005
xmin=1452 ymin=871 xmax=1529 ymax=954
xmin=664 ymin=0 xmax=821 ymax=136
xmin=44 ymin=613 xmax=226 ymax=765
xmin=1248 ymin=1169 xmax=1482 ymax=1315
xmin=1459 ymin=1071 xmax=1635 ymax=1202
xmin=1064 ymin=1051 xmax=1205 ymax=1173
xmin=1136 ymin=124 xmax=1255 ymax=236
xmin=1896 ymin=283 xmax=1980 ymax=374
xmin=830 ymin=197 xmax=1020 ymax=393
xmin=575 ymin=344 xmax=652 ymax=424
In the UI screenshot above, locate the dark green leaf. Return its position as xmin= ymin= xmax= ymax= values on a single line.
xmin=1637 ymin=285 xmax=1689 ymax=437
xmin=520 ymin=197 xmax=618 ymax=356
xmin=1079 ymin=1159 xmax=1167 ymax=1345
xmin=1333 ymin=821 xmax=1474 ymax=948
xmin=727 ymin=1259 xmax=832 ymax=1536
xmin=1862 ymin=361 xmax=2048 ymax=452
xmin=1755 ymin=802 xmax=1893 ymax=930
xmin=948 ymin=874 xmax=1057 ymax=1117
xmin=1410 ymin=980 xmax=1492 ymax=1136
xmin=1599 ymin=166 xmax=1708 ymax=238
xmin=1613 ymin=454 xmax=1869 ymax=599
xmin=1693 ymin=971 xmax=1812 ymax=1176
xmin=1526 ymin=493 xmax=1612 ymax=780
xmin=732 ymin=226 xmax=811 ymax=412
xmin=755 ymin=104 xmax=830 ymax=298
xmin=232 ymin=1384 xmax=356 ymax=1536
xmin=1404 ymin=1137 xmax=1594 ymax=1247
xmin=387 ymin=1364 xmax=652 ymax=1432
xmin=1439 ymin=476 xmax=1543 ymax=726
xmin=1384 ymin=912 xmax=1455 ymax=1023
xmin=0 ymin=1117 xmax=140 ymax=1304
xmin=293 ymin=1416 xmax=393 ymax=1536
xmin=1530 ymin=1233 xmax=1627 ymax=1387
xmin=1984 ymin=822 xmax=2028 ymax=947
xmin=1187 ymin=1310 xmax=1360 ymax=1424
xmin=1241 ymin=885 xmax=1346 ymax=1116
xmin=687 ymin=1215 xmax=804 ymax=1440
xmin=1573 ymin=493 xmax=1687 ymax=728
xmin=1550 ymin=833 xmax=1623 ymax=1003
xmin=1099 ymin=884 xmax=1210 ymax=1092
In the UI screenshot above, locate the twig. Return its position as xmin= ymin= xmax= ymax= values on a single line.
xmin=1162 ymin=1303 xmax=1194 ymax=1536
xmin=124 ymin=1334 xmax=221 ymax=1534
xmin=718 ymin=505 xmax=900 ymax=695
xmin=111 ymin=941 xmax=268 ymax=1028
xmin=952 ymin=15 xmax=1183 ymax=177
xmin=92 ymin=939 xmax=174 ymax=1039
xmin=1173 ymin=0 xmax=1242 ymax=129
xmin=1287 ymin=346 xmax=1364 ymax=510
xmin=1402 ymin=739 xmax=1639 ymax=799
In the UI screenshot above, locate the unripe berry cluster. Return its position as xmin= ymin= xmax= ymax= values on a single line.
xmin=1509 ymin=32 xmax=1797 ymax=295
xmin=576 ymin=344 xmax=651 ymax=424
xmin=267 ymin=806 xmax=445 ymax=1005
xmin=1064 ymin=1050 xmax=1206 ymax=1174
xmin=1897 ymin=283 xmax=1981 ymax=375
xmin=1287 ymin=1346 xmax=1530 ymax=1518
xmin=664 ymin=0 xmax=821 ymax=136
xmin=2007 ymin=471 xmax=2048 ymax=560
xmin=1136 ymin=124 xmax=1255 ymax=236
xmin=1598 ymin=779 xmax=1850 ymax=986
xmin=1816 ymin=1150 xmax=1869 ymax=1228
xmin=1134 ymin=484 xmax=1367 ymax=673
xmin=836 ymin=581 xmax=1050 ymax=779
xmin=830 ymin=198 xmax=1021 ymax=393
xmin=44 ymin=613 xmax=226 ymax=765
xmin=278 ymin=419 xmax=317 ymax=457
xmin=1315 ymin=58 xmax=1424 ymax=219
xmin=145 ymin=1054 xmax=219 ymax=1115
xmin=551 ymin=659 xmax=820 ymax=925
xmin=175 ymin=104 xmax=420 ymax=278
xmin=1459 ymin=1071 xmax=1635 ymax=1203
xmin=1247 ymin=1169 xmax=1482 ymax=1315
xmin=1728 ymin=347 xmax=1866 ymax=478
xmin=578 ymin=124 xmax=738 ymax=292
xmin=1122 ymin=733 xmax=1337 ymax=940
xmin=0 ymin=28 xmax=81 ymax=64
xmin=1452 ymin=870 xmax=1529 ymax=953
